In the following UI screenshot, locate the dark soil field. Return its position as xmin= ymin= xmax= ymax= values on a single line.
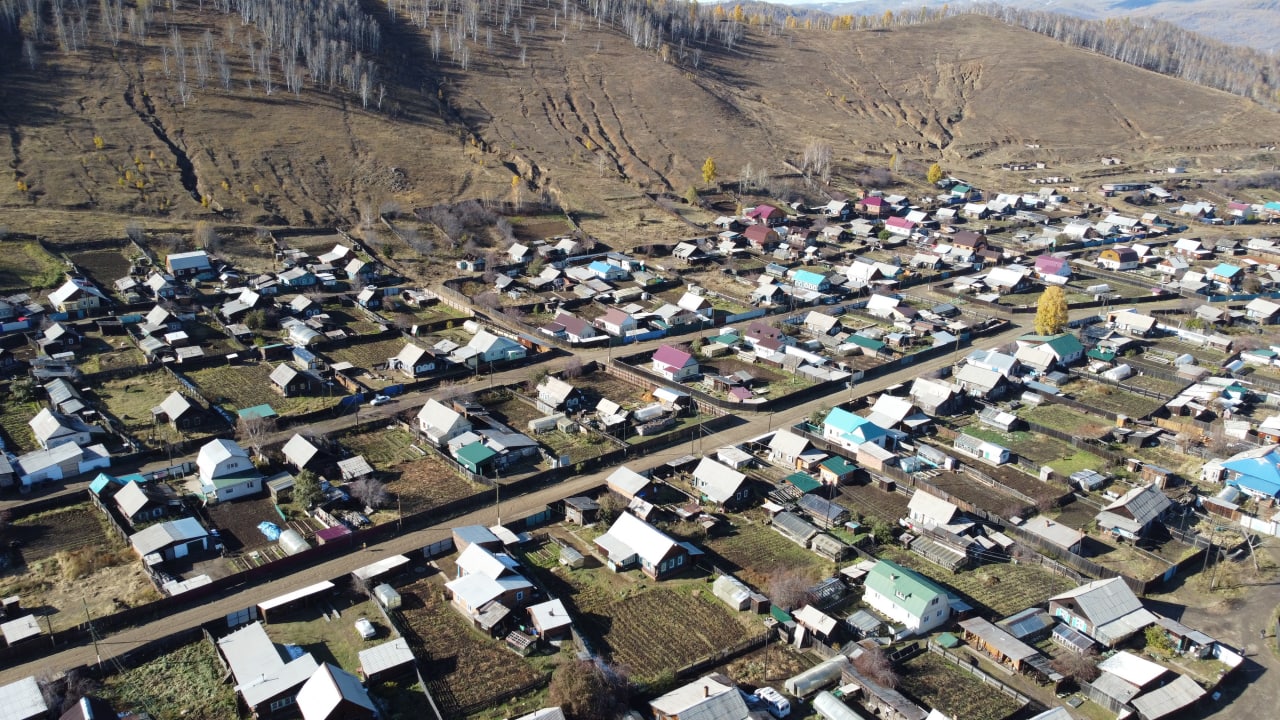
xmin=840 ymin=483 xmax=912 ymax=525
xmin=203 ymin=495 xmax=294 ymax=553
xmin=69 ymin=248 xmax=136 ymax=287
xmin=898 ymin=650 xmax=1022 ymax=720
xmin=397 ymin=576 xmax=547 ymax=717
xmin=10 ymin=504 xmax=111 ymax=564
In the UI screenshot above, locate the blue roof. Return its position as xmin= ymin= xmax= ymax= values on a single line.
xmin=793 ymin=270 xmax=826 ymax=285
xmin=89 ymin=472 xmax=125 ymax=495
xmin=1212 ymin=263 xmax=1242 ymax=278
xmin=1224 ymin=449 xmax=1280 ymax=497
xmin=1265 ymin=201 xmax=1280 ymax=211
xmin=237 ymin=404 xmax=279 ymax=419
xmin=587 ymin=260 xmax=614 ymax=273
xmin=824 ymin=407 xmax=888 ymax=444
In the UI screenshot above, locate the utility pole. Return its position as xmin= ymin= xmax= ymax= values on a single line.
xmin=83 ymin=597 xmax=102 ymax=670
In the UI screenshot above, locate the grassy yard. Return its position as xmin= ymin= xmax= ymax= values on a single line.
xmin=186 ymin=362 xmax=344 ymax=415
xmin=960 ymin=426 xmax=1105 ymax=479
xmin=101 ymin=640 xmax=239 ymax=719
xmin=325 ymin=336 xmax=408 ymax=372
xmin=1019 ymin=403 xmax=1112 ymax=438
xmin=0 ymin=238 xmax=65 ymax=292
xmin=340 ymin=426 xmax=423 ymax=468
xmin=267 ymin=595 xmax=387 ymax=673
xmin=95 ymin=371 xmax=186 ymax=433
xmin=0 ymin=394 xmax=41 ymax=452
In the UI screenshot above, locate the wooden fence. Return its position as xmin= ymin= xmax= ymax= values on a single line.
xmin=926 ymin=640 xmax=1032 ymax=711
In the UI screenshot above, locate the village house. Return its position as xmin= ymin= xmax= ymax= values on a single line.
xmin=218 ymin=621 xmax=320 ymax=719
xmin=29 ymin=408 xmax=99 ymax=450
xmin=822 ymin=407 xmax=890 ymax=452
xmin=677 ymin=291 xmax=713 ymax=318
xmin=595 ymin=307 xmax=638 ymax=337
xmin=1097 ymin=246 xmax=1140 ymax=271
xmin=389 ymin=343 xmax=438 ymax=378
xmin=1095 ymin=483 xmax=1171 ymax=540
xmin=909 ymin=377 xmax=965 ymax=416
xmin=444 ymin=543 xmax=535 ymax=632
xmin=541 ymin=312 xmax=598 ymax=344
xmin=270 ymin=363 xmax=312 ymax=397
xmin=1208 ymin=262 xmax=1244 ymax=289
xmin=595 ymin=512 xmax=699 ymax=579
xmin=467 ymin=330 xmax=527 ymax=365
xmin=282 ymin=434 xmax=323 ymax=473
xmin=605 ymin=466 xmax=655 ymax=501
xmin=1245 ymin=298 xmax=1280 ymax=324
xmin=953 ymin=364 xmax=1011 ymax=400
xmin=295 ymin=664 xmax=376 ymax=720
xmin=146 ymin=272 xmax=177 ymax=299
xmin=150 ymin=391 xmax=204 ymax=430
xmin=743 ymin=224 xmax=781 ymax=252
xmin=1020 ymin=516 xmax=1085 ymax=554
xmin=1034 ymin=255 xmax=1072 ymax=280
xmin=1109 ymin=310 xmax=1158 ymax=337
xmin=691 ymin=457 xmax=751 ymax=510
xmin=166 ymin=250 xmax=213 ymax=279
xmin=48 ymin=278 xmax=108 ymax=313
xmin=651 ymin=345 xmax=699 ymax=381
xmin=650 ymin=675 xmax=751 ymax=720
xmin=417 ymin=399 xmax=473 ymax=447
xmin=114 ymin=479 xmax=182 ymax=528
xmin=197 ymin=438 xmax=261 ymax=502
xmin=746 ymin=203 xmax=785 ymax=226
xmin=863 ymin=560 xmax=951 ymax=635
xmin=1049 ymin=577 xmax=1156 ymax=647
xmin=536 ymin=376 xmax=584 ymax=414
xmin=129 ymin=515 xmax=211 ymax=563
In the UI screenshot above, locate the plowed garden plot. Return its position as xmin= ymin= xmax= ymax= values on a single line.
xmin=204 ymin=494 xmax=302 ymax=553
xmin=573 ymin=373 xmax=650 ymax=406
xmin=898 ymin=650 xmax=1021 ymax=720
xmin=840 ymin=483 xmax=912 ymax=524
xmin=705 ymin=517 xmax=835 ymax=589
xmin=386 ymin=453 xmax=483 ymax=515
xmin=70 ymin=248 xmax=135 ymax=286
xmin=878 ymin=548 xmax=1075 ymax=618
xmin=397 ymin=577 xmax=546 ymax=718
xmin=545 ymin=568 xmax=763 ymax=685
xmin=9 ymin=503 xmax=110 ymax=563
xmin=920 ymin=471 xmax=1027 ymax=518
xmin=186 ymin=363 xmax=343 ymax=415
xmin=1063 ymin=381 xmax=1165 ymax=419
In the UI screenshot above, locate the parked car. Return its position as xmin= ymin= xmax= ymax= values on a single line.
xmin=369 ymin=394 xmax=391 ymax=406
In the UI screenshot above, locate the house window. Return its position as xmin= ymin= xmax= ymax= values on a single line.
xmin=269 ymin=696 xmax=295 ymax=712
xmin=516 ymin=591 xmax=524 ymax=602
xmin=677 ymin=555 xmax=684 ymax=566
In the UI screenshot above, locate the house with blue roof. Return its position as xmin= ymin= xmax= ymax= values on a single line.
xmin=792 ymin=270 xmax=830 ymax=292
xmin=587 ymin=260 xmax=629 ymax=282
xmin=1208 ymin=263 xmax=1243 ymax=289
xmin=1221 ymin=445 xmax=1280 ymax=499
xmin=822 ymin=407 xmax=891 ymax=452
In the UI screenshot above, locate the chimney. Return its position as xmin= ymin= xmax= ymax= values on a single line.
xmin=704 ymin=685 xmax=710 ymax=698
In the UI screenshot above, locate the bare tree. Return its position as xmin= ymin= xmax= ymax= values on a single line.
xmin=349 ymin=478 xmax=391 ymax=509
xmin=853 ymin=646 xmax=900 ymax=689
xmin=766 ymin=565 xmax=815 ymax=610
xmin=1051 ymin=648 xmax=1101 ymax=683
xmin=562 ymin=357 xmax=585 ymax=379
xmin=236 ymin=415 xmax=277 ymax=458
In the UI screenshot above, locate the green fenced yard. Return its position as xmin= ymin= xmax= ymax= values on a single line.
xmin=186 ymin=362 xmax=344 ymax=415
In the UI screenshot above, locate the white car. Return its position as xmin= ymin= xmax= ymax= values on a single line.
xmin=354 ymin=617 xmax=376 ymax=640
xmin=368 ymin=394 xmax=391 ymax=406
xmin=754 ymin=687 xmax=790 ymax=719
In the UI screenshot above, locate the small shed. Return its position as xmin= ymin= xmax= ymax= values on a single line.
xmin=564 ymin=496 xmax=601 ymax=525
xmin=358 ymin=637 xmax=416 ymax=683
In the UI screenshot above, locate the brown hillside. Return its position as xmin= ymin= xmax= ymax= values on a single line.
xmin=1 ymin=10 xmax=1277 ymax=243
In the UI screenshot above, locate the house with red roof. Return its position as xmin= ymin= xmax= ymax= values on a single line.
xmin=745 ymin=204 xmax=785 ymax=226
xmin=884 ymin=216 xmax=917 ymax=237
xmin=858 ymin=196 xmax=887 ymax=217
xmin=651 ymin=345 xmax=699 ymax=381
xmin=743 ymin=225 xmax=780 ymax=252
xmin=1034 ymin=255 xmax=1072 ymax=279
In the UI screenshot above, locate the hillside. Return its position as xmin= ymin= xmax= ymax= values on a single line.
xmin=1 ymin=6 xmax=1279 ymax=245
xmin=804 ymin=0 xmax=1280 ymax=52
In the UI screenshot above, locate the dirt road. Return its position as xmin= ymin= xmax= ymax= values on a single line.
xmin=0 ymin=324 xmax=1028 ymax=684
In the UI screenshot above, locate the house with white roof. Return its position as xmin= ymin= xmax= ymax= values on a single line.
xmin=389 ymin=343 xmax=437 ymax=378
xmin=677 ymin=291 xmax=713 ymax=318
xmin=691 ymin=457 xmax=750 ymax=509
xmin=468 ymin=330 xmax=526 ymax=364
xmin=605 ymin=466 xmax=654 ymax=500
xmin=197 ymin=438 xmax=260 ymax=502
xmin=48 ymin=278 xmax=108 ymax=313
xmin=595 ymin=512 xmax=699 ymax=579
xmin=650 ymin=675 xmax=750 ymax=720
xmin=218 ymin=621 xmax=320 ymax=718
xmin=130 ymin=516 xmax=211 ymax=561
xmin=166 ymin=249 xmax=213 ymax=278
xmin=296 ymin=663 xmax=376 ymax=720
xmin=417 ymin=399 xmax=473 ymax=446
xmin=29 ymin=407 xmax=99 ymax=450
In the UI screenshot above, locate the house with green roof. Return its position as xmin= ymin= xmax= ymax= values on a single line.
xmin=818 ymin=456 xmax=858 ymax=485
xmin=1017 ymin=333 xmax=1084 ymax=367
xmin=863 ymin=560 xmax=951 ymax=635
xmin=455 ymin=442 xmax=498 ymax=474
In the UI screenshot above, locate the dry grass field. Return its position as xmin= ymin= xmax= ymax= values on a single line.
xmin=0 ymin=6 xmax=1277 ymax=256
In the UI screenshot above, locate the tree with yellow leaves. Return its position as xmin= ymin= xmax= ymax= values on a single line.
xmin=1035 ymin=286 xmax=1069 ymax=336
xmin=927 ymin=163 xmax=944 ymax=184
xmin=701 ymin=156 xmax=718 ymax=186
